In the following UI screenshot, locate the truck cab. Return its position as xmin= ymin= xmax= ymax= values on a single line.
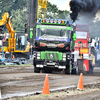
xmin=33 ymin=19 xmax=76 ymax=74
xmin=75 ymin=24 xmax=90 ymax=54
xmin=74 ymin=24 xmax=95 ymax=73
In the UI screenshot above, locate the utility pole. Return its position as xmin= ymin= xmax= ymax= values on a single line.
xmin=28 ymin=0 xmax=37 ymax=46
xmin=28 ymin=0 xmax=37 ymax=65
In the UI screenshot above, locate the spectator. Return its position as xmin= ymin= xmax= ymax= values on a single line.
xmin=29 ymin=45 xmax=33 ymax=64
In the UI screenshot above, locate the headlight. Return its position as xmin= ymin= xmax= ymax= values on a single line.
xmin=63 ymin=58 xmax=66 ymax=61
xmin=37 ymin=52 xmax=40 ymax=59
xmin=67 ymin=54 xmax=70 ymax=59
xmin=67 ymin=55 xmax=70 ymax=58
xmin=37 ymin=56 xmax=40 ymax=59
xmin=37 ymin=52 xmax=40 ymax=56
xmin=37 ymin=53 xmax=40 ymax=56
xmin=67 ymin=57 xmax=70 ymax=60
xmin=63 ymin=53 xmax=66 ymax=58
xmin=68 ymin=55 xmax=70 ymax=58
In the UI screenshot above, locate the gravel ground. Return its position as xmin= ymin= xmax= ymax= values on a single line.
xmin=1 ymin=66 xmax=100 ymax=100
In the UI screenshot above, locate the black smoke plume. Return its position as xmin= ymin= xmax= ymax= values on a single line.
xmin=69 ymin=0 xmax=100 ymax=22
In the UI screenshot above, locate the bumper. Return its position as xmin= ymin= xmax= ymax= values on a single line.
xmin=35 ymin=59 xmax=69 ymax=69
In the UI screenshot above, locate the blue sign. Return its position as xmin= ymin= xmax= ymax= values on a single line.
xmin=36 ymin=37 xmax=70 ymax=42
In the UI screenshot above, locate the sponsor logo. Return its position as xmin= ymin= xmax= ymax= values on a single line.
xmin=36 ymin=37 xmax=70 ymax=42
xmin=50 ymin=54 xmax=53 ymax=59
xmin=75 ymin=43 xmax=87 ymax=47
xmin=47 ymin=43 xmax=57 ymax=48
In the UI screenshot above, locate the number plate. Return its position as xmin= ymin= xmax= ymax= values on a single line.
xmin=47 ymin=43 xmax=57 ymax=48
xmin=47 ymin=63 xmax=55 ymax=65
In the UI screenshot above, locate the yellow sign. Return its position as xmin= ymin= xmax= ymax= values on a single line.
xmin=80 ymin=48 xmax=89 ymax=54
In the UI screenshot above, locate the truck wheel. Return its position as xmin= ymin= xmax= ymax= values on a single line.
xmin=72 ymin=66 xmax=79 ymax=74
xmin=65 ymin=66 xmax=70 ymax=74
xmin=71 ymin=68 xmax=77 ymax=74
xmin=33 ymin=58 xmax=36 ymax=66
xmin=34 ymin=66 xmax=40 ymax=73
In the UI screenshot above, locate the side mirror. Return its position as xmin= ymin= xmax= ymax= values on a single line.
xmin=73 ymin=33 xmax=76 ymax=41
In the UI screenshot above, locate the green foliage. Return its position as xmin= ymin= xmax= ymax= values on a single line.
xmin=0 ymin=0 xmax=70 ymax=32
xmin=0 ymin=1 xmax=69 ymax=33
xmin=11 ymin=9 xmax=27 ymax=31
xmin=1 ymin=0 xmax=99 ymax=39
xmin=0 ymin=0 xmax=27 ymax=17
xmin=0 ymin=0 xmax=28 ymax=32
xmin=46 ymin=1 xmax=70 ymax=19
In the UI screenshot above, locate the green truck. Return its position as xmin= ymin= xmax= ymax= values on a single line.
xmin=33 ymin=19 xmax=76 ymax=74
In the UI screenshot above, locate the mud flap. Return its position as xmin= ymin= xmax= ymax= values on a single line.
xmin=77 ymin=59 xmax=84 ymax=74
xmin=78 ymin=59 xmax=93 ymax=74
xmin=84 ymin=60 xmax=93 ymax=73
xmin=84 ymin=60 xmax=89 ymax=71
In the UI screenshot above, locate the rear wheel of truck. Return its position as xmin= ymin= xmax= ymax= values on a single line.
xmin=34 ymin=66 xmax=40 ymax=73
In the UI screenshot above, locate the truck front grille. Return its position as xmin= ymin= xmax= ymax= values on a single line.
xmin=45 ymin=53 xmax=58 ymax=61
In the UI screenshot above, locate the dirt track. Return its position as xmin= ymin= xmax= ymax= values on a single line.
xmin=1 ymin=66 xmax=100 ymax=100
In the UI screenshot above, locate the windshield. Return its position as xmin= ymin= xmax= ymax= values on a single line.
xmin=15 ymin=35 xmax=27 ymax=50
xmin=36 ymin=25 xmax=71 ymax=38
xmin=76 ymin=31 xmax=87 ymax=39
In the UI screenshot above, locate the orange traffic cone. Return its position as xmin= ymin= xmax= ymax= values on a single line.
xmin=77 ymin=73 xmax=84 ymax=90
xmin=42 ymin=74 xmax=50 ymax=94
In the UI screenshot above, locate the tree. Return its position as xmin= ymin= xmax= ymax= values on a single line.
xmin=57 ymin=10 xmax=70 ymax=19
xmin=0 ymin=0 xmax=27 ymax=18
xmin=1 ymin=0 xmax=70 ymax=32
xmin=0 ymin=0 xmax=28 ymax=32
xmin=46 ymin=2 xmax=70 ymax=19
xmin=11 ymin=9 xmax=27 ymax=32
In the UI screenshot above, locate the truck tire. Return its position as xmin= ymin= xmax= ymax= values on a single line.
xmin=34 ymin=66 xmax=40 ymax=73
xmin=71 ymin=68 xmax=77 ymax=74
xmin=65 ymin=66 xmax=70 ymax=74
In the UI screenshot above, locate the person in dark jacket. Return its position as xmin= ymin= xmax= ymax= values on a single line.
xmin=29 ymin=45 xmax=33 ymax=64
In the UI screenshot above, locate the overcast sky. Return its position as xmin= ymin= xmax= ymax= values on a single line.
xmin=49 ymin=0 xmax=71 ymax=11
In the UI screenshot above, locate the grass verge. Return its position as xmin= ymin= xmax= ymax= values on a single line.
xmin=0 ymin=64 xmax=33 ymax=67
